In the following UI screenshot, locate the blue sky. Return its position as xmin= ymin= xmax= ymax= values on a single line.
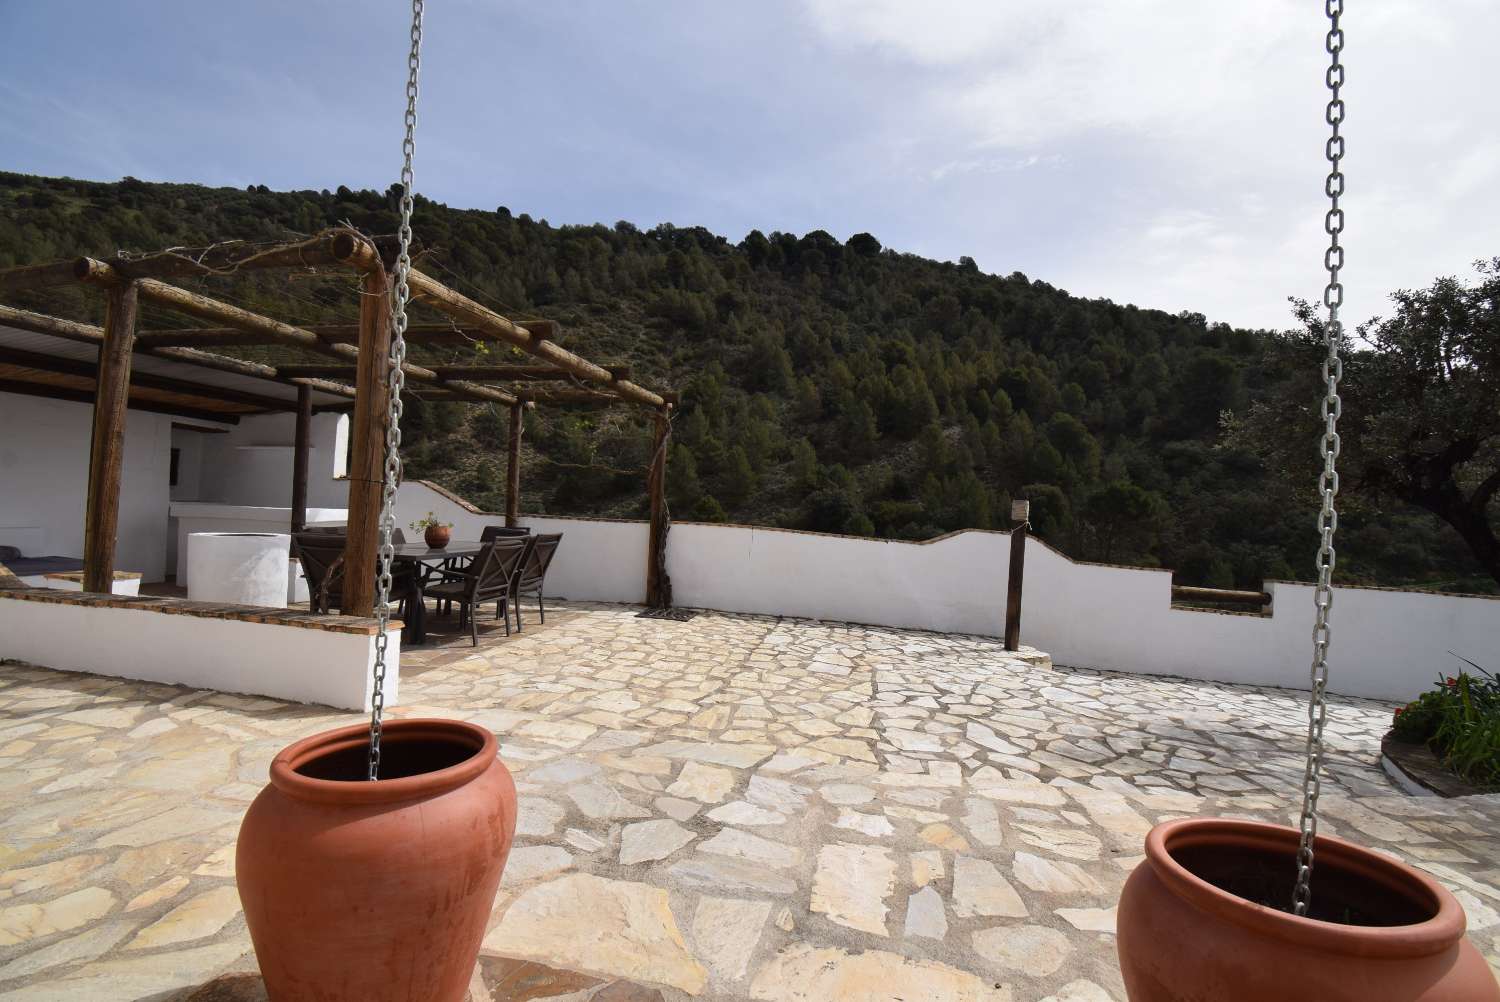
xmin=2 ymin=0 xmax=1496 ymax=329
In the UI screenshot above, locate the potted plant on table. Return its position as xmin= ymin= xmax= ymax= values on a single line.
xmin=411 ymin=512 xmax=453 ymax=549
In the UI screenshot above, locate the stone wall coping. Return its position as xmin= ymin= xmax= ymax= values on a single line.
xmin=0 ymin=584 xmax=397 ymax=636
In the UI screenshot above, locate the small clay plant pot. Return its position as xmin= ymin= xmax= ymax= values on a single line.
xmin=237 ymin=719 xmax=516 ymax=1002
xmin=1117 ymin=817 xmax=1499 ymax=1001
xmin=424 ymin=523 xmax=452 ymax=549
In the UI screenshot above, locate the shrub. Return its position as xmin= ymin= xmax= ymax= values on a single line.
xmin=1391 ymin=655 xmax=1500 ymax=786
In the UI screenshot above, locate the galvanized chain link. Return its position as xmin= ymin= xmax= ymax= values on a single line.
xmin=1293 ymin=0 xmax=1346 ymax=914
xmin=369 ymin=0 xmax=424 ymax=781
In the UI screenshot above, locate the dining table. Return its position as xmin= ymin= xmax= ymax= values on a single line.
xmin=390 ymin=540 xmax=485 ymax=644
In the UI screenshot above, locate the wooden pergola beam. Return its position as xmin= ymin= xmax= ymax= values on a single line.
xmin=0 ymin=303 xmax=358 ymax=400
xmin=71 ymin=260 xmax=519 ymax=407
xmin=346 ymin=257 xmax=666 ymax=408
xmin=272 ymin=363 xmax=635 ymax=385
xmin=133 ymin=322 xmax=512 ymax=349
xmin=430 ymin=364 xmax=632 ymax=382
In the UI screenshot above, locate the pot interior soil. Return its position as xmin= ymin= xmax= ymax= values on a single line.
xmin=295 ymin=736 xmax=479 ymax=782
xmin=1171 ymin=842 xmax=1435 ymax=927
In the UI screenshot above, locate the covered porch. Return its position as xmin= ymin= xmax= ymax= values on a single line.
xmin=0 ymin=230 xmax=678 ymax=709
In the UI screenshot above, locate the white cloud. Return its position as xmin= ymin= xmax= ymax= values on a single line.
xmin=802 ymin=0 xmax=1500 ymax=328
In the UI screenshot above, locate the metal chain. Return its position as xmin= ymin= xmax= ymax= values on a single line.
xmin=369 ymin=0 xmax=424 ymax=781
xmin=1293 ymin=0 xmax=1346 ymax=915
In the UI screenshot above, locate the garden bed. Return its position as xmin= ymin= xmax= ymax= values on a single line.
xmin=1381 ymin=732 xmax=1500 ymax=798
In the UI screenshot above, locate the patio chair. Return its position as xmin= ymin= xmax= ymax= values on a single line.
xmin=480 ymin=525 xmax=531 ymax=541
xmin=423 ymin=537 xmax=529 ymax=646
xmin=430 ymin=525 xmax=528 ymax=616
xmin=291 ymin=533 xmax=418 ymax=618
xmin=512 ymin=532 xmax=562 ymax=632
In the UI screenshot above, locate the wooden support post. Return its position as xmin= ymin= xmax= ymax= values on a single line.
xmin=290 ymin=384 xmax=312 ymax=533
xmin=505 ymin=401 xmax=523 ymax=528
xmin=82 ymin=281 xmax=139 ymax=593
xmin=1004 ymin=500 xmax=1030 ymax=651
xmin=343 ymin=267 xmax=393 ymax=616
xmin=646 ymin=408 xmax=672 ymax=609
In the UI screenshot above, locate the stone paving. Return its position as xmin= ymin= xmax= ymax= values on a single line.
xmin=1 ymin=601 xmax=1498 ymax=1001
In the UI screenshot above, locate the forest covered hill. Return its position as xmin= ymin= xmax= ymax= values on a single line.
xmin=0 ymin=171 xmax=1491 ymax=592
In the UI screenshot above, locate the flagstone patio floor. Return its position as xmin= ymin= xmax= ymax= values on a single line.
xmin=1 ymin=600 xmax=1498 ymax=1001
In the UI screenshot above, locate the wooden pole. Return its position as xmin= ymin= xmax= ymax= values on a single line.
xmin=291 ymin=384 xmax=312 ymax=533
xmin=646 ymin=408 xmax=672 ymax=609
xmin=1004 ymin=502 xmax=1029 ymax=651
xmin=342 ymin=267 xmax=392 ymax=616
xmin=82 ymin=281 xmax=139 ymax=593
xmin=505 ymin=401 xmax=523 ymax=528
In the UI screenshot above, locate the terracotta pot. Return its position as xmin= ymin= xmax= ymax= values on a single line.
xmin=424 ymin=523 xmax=451 ymax=549
xmin=237 ymin=719 xmax=517 ymax=1002
xmin=1117 ymin=818 xmax=1499 ymax=1002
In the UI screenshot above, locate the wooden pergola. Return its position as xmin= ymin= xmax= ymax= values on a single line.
xmin=0 ymin=228 xmax=678 ymax=613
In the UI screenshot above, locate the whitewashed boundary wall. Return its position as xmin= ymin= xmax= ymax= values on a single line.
xmin=394 ymin=481 xmax=1498 ymax=701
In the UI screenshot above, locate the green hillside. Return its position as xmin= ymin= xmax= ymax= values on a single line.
xmin=0 ymin=171 xmax=1491 ymax=592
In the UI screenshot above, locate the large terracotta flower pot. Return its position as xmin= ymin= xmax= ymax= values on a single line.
xmin=237 ymin=719 xmax=517 ymax=1002
xmin=1117 ymin=818 xmax=1499 ymax=1002
xmin=424 ymin=524 xmax=451 ymax=549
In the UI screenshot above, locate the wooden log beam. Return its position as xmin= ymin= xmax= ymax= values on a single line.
xmin=92 ymin=229 xmax=385 ymax=284
xmin=291 ymin=385 xmax=312 ymax=533
xmin=1171 ymin=585 xmax=1272 ymax=606
xmin=343 ymin=267 xmax=391 ymax=617
xmin=646 ymin=408 xmax=672 ymax=609
xmin=134 ymin=322 xmax=512 ymax=349
xmin=74 ymin=260 xmax=517 ymax=406
xmin=0 ymin=260 xmax=90 ymax=294
xmin=0 ymin=304 xmax=357 ymax=399
xmin=514 ymin=388 xmax=628 ymax=406
xmin=505 ymin=401 xmax=523 ymax=528
xmin=382 ymin=266 xmax=667 ymax=408
xmin=83 ymin=282 xmax=139 ymax=592
xmin=429 ymin=363 xmax=632 ymax=382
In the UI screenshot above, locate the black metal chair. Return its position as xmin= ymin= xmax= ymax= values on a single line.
xmin=291 ymin=532 xmax=418 ymax=620
xmin=424 ymin=537 xmax=530 ymax=646
xmin=480 ymin=525 xmax=531 ymax=541
xmin=512 ymin=532 xmax=562 ymax=631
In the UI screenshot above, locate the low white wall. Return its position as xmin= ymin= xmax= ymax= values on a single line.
xmin=391 ymin=482 xmax=1500 ymax=701
xmin=0 ymin=596 xmax=399 ymax=711
xmin=171 ymin=503 xmax=347 ymax=586
xmin=393 ymin=482 xmax=649 ymax=604
xmin=0 ymin=391 xmax=176 ymax=582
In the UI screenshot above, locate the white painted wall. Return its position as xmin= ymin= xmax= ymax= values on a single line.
xmin=171 ymin=503 xmax=347 ymax=587
xmin=392 ymin=481 xmax=649 ymax=604
xmin=198 ymin=412 xmax=349 ymax=509
xmin=0 ymin=596 xmax=399 ymax=710
xmin=0 ymin=391 xmax=178 ymax=581
xmin=169 ymin=426 xmax=206 ymax=501
xmin=392 ymin=482 xmax=1497 ymax=701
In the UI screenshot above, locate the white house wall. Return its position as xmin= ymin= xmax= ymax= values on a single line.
xmin=0 ymin=390 xmax=174 ymax=582
xmin=198 ymin=412 xmax=349 ymax=509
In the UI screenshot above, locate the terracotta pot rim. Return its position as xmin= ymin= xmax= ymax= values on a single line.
xmin=269 ymin=717 xmax=496 ymax=805
xmin=1145 ymin=817 xmax=1465 ymax=958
